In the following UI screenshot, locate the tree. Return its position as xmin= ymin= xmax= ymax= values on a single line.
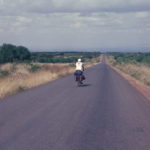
xmin=0 ymin=44 xmax=16 ymax=63
xmin=0 ymin=43 xmax=31 ymax=63
xmin=16 ymin=46 xmax=31 ymax=61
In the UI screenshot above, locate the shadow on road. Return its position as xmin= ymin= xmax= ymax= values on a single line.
xmin=80 ymin=83 xmax=91 ymax=87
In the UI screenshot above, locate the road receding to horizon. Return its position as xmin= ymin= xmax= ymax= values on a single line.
xmin=0 ymin=57 xmax=150 ymax=150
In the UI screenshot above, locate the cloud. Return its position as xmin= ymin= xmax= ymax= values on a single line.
xmin=28 ymin=0 xmax=150 ymax=13
xmin=0 ymin=0 xmax=150 ymax=51
xmin=0 ymin=0 xmax=150 ymax=16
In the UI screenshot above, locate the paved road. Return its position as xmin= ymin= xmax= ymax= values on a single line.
xmin=1 ymin=58 xmax=150 ymax=150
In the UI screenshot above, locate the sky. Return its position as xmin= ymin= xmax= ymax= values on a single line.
xmin=0 ymin=0 xmax=150 ymax=52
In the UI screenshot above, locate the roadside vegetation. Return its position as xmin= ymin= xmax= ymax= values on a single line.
xmin=31 ymin=51 xmax=101 ymax=63
xmin=0 ymin=43 xmax=101 ymax=99
xmin=107 ymin=53 xmax=150 ymax=87
xmin=0 ymin=63 xmax=75 ymax=99
xmin=0 ymin=43 xmax=101 ymax=64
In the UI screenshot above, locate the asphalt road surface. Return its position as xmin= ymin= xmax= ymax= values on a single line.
xmin=1 ymin=58 xmax=150 ymax=150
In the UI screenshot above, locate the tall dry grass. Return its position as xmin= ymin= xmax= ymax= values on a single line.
xmin=107 ymin=56 xmax=150 ymax=87
xmin=113 ymin=63 xmax=150 ymax=86
xmin=0 ymin=58 xmax=101 ymax=99
xmin=0 ymin=63 xmax=74 ymax=99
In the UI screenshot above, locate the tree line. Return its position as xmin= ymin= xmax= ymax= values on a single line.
xmin=31 ymin=52 xmax=101 ymax=63
xmin=0 ymin=44 xmax=31 ymax=63
xmin=110 ymin=52 xmax=150 ymax=63
xmin=0 ymin=43 xmax=101 ymax=64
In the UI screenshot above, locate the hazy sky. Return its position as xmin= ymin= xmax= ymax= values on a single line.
xmin=0 ymin=0 xmax=150 ymax=51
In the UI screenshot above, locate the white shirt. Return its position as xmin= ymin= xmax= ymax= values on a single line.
xmin=76 ymin=62 xmax=83 ymax=71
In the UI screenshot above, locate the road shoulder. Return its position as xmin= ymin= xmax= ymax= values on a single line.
xmin=106 ymin=58 xmax=150 ymax=101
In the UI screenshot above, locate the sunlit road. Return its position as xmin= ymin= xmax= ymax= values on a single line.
xmin=1 ymin=58 xmax=150 ymax=150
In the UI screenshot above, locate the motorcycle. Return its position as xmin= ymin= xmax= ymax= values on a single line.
xmin=74 ymin=70 xmax=85 ymax=87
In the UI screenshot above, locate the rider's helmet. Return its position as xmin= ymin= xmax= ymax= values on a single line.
xmin=78 ymin=58 xmax=81 ymax=62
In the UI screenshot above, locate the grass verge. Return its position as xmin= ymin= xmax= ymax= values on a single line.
xmin=0 ymin=58 xmax=101 ymax=99
xmin=106 ymin=55 xmax=150 ymax=100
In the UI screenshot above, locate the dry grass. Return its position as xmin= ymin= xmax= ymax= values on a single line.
xmin=113 ymin=63 xmax=150 ymax=86
xmin=107 ymin=55 xmax=150 ymax=87
xmin=106 ymin=55 xmax=150 ymax=100
xmin=84 ymin=56 xmax=101 ymax=68
xmin=0 ymin=58 xmax=101 ymax=99
xmin=0 ymin=63 xmax=74 ymax=99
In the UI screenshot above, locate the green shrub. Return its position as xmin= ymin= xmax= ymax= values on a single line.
xmin=29 ymin=64 xmax=41 ymax=72
xmin=131 ymin=72 xmax=140 ymax=79
xmin=18 ymin=86 xmax=27 ymax=92
xmin=69 ymin=63 xmax=75 ymax=67
xmin=146 ymin=82 xmax=150 ymax=86
xmin=110 ymin=52 xmax=150 ymax=64
xmin=112 ymin=62 xmax=118 ymax=66
xmin=0 ymin=70 xmax=9 ymax=78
